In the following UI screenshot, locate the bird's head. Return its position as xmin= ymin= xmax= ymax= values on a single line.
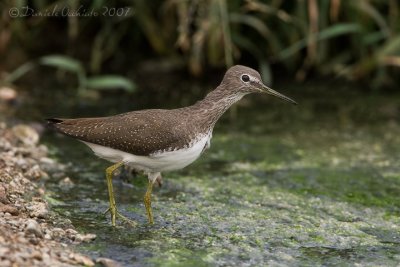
xmin=221 ymin=65 xmax=297 ymax=105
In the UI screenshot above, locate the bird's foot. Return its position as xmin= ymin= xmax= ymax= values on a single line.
xmin=103 ymin=207 xmax=137 ymax=227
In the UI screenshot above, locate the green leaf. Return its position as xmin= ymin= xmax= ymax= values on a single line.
xmin=230 ymin=13 xmax=281 ymax=54
xmin=353 ymin=1 xmax=390 ymax=38
xmin=362 ymin=32 xmax=386 ymax=46
xmin=230 ymin=13 xmax=270 ymax=39
xmin=279 ymin=23 xmax=361 ymax=60
xmin=232 ymin=32 xmax=263 ymax=57
xmin=378 ymin=36 xmax=400 ymax=57
xmin=39 ymin=55 xmax=84 ymax=74
xmin=259 ymin=61 xmax=272 ymax=85
xmin=5 ymin=62 xmax=35 ymax=83
xmin=85 ymin=75 xmax=136 ymax=92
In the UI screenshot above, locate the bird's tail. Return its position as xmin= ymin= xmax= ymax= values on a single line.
xmin=45 ymin=117 xmax=95 ymax=141
xmin=46 ymin=118 xmax=63 ymax=125
xmin=46 ymin=118 xmax=67 ymax=134
xmin=46 ymin=118 xmax=64 ymax=128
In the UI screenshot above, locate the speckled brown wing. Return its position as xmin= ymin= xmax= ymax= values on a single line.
xmin=47 ymin=109 xmax=191 ymax=156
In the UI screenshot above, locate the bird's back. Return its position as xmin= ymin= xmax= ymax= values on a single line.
xmin=47 ymin=109 xmax=196 ymax=156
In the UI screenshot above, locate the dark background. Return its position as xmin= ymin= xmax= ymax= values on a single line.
xmin=1 ymin=0 xmax=400 ymax=120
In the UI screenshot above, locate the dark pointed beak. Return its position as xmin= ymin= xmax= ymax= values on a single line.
xmin=261 ymin=84 xmax=297 ymax=105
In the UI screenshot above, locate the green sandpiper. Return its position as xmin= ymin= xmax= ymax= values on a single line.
xmin=47 ymin=65 xmax=297 ymax=226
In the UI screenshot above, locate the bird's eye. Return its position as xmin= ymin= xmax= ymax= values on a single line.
xmin=241 ymin=74 xmax=250 ymax=82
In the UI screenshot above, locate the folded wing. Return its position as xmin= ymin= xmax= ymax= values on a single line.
xmin=47 ymin=109 xmax=189 ymax=156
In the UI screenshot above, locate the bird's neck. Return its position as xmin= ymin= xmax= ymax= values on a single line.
xmin=189 ymin=85 xmax=246 ymax=131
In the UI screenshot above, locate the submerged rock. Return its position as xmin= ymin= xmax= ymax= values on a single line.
xmin=58 ymin=176 xmax=75 ymax=189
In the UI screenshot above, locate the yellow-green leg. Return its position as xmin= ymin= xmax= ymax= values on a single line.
xmin=104 ymin=162 xmax=136 ymax=227
xmin=144 ymin=179 xmax=155 ymax=224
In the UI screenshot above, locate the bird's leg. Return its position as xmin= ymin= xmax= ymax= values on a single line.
xmin=156 ymin=174 xmax=163 ymax=187
xmin=104 ymin=162 xmax=136 ymax=227
xmin=144 ymin=172 xmax=160 ymax=224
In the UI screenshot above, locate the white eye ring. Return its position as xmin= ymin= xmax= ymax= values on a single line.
xmin=241 ymin=74 xmax=250 ymax=83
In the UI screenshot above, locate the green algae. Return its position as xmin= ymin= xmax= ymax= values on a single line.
xmin=44 ymin=85 xmax=400 ymax=266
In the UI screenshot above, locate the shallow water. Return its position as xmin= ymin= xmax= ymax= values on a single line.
xmin=42 ymin=82 xmax=400 ymax=266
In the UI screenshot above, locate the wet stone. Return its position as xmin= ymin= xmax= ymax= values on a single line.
xmin=69 ymin=253 xmax=95 ymax=266
xmin=0 ymin=122 xmax=98 ymax=266
xmin=75 ymin=233 xmax=97 ymax=243
xmin=65 ymin=228 xmax=78 ymax=236
xmin=96 ymin=257 xmax=122 ymax=267
xmin=27 ymin=201 xmax=48 ymax=218
xmin=25 ymin=219 xmax=43 ymax=238
xmin=0 ymin=185 xmax=9 ymax=204
xmin=0 ymin=204 xmax=19 ymax=215
xmin=11 ymin=125 xmax=39 ymax=146
xmin=58 ymin=177 xmax=75 ymax=189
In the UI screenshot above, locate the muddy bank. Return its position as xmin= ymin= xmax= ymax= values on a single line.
xmin=0 ymin=122 xmax=118 ymax=266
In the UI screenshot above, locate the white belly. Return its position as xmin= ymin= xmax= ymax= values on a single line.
xmin=82 ymin=133 xmax=211 ymax=173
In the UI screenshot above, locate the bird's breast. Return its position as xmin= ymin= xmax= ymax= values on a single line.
xmin=148 ymin=131 xmax=212 ymax=171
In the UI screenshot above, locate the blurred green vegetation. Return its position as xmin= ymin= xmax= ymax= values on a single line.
xmin=1 ymin=0 xmax=400 ymax=90
xmin=5 ymin=54 xmax=135 ymax=93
